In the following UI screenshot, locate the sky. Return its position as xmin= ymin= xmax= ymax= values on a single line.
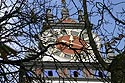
xmin=2 ymin=0 xmax=124 ymax=51
xmin=1 ymin=0 xmax=124 ymax=62
xmin=1 ymin=0 xmax=124 ymax=82
xmin=46 ymin=0 xmax=125 ymax=54
xmin=0 ymin=0 xmax=124 ymax=63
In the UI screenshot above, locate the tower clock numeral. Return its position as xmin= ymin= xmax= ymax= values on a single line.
xmin=71 ymin=30 xmax=79 ymax=36
xmin=60 ymin=29 xmax=67 ymax=35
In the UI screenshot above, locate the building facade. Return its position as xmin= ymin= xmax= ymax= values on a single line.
xmin=20 ymin=0 xmax=111 ymax=83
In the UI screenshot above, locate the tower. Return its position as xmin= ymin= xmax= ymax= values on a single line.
xmin=41 ymin=0 xmax=101 ymax=62
xmin=21 ymin=0 xmax=110 ymax=83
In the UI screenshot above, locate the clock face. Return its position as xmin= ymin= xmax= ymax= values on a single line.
xmin=40 ymin=28 xmax=100 ymax=61
xmin=56 ymin=35 xmax=87 ymax=55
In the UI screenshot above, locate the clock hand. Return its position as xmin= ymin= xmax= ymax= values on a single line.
xmin=69 ymin=35 xmax=74 ymax=42
xmin=71 ymin=42 xmax=83 ymax=47
xmin=61 ymin=40 xmax=67 ymax=43
xmin=69 ymin=35 xmax=74 ymax=47
xmin=61 ymin=40 xmax=83 ymax=47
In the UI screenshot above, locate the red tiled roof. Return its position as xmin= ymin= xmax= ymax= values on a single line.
xmin=60 ymin=18 xmax=76 ymax=23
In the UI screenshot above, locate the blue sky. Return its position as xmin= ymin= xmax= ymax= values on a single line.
xmin=2 ymin=0 xmax=125 ymax=56
xmin=49 ymin=0 xmax=125 ymax=51
xmin=1 ymin=0 xmax=124 ymax=82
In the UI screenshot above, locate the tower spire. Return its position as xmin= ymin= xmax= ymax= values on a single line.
xmin=78 ymin=10 xmax=85 ymax=23
xmin=61 ymin=0 xmax=69 ymax=19
xmin=61 ymin=0 xmax=66 ymax=7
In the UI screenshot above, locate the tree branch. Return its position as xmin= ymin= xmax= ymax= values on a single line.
xmin=83 ymin=0 xmax=109 ymax=70
xmin=103 ymin=3 xmax=125 ymax=25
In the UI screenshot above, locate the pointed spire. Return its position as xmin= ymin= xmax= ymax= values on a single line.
xmin=61 ymin=0 xmax=69 ymax=19
xmin=61 ymin=0 xmax=66 ymax=7
xmin=78 ymin=10 xmax=85 ymax=23
xmin=61 ymin=0 xmax=65 ymax=3
xmin=46 ymin=9 xmax=54 ymax=23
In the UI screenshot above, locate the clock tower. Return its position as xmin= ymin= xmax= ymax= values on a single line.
xmin=40 ymin=0 xmax=101 ymax=62
xmin=20 ymin=1 xmax=110 ymax=83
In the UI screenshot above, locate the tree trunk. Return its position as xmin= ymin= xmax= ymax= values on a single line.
xmin=110 ymin=54 xmax=125 ymax=83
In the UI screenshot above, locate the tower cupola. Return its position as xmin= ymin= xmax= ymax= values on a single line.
xmin=46 ymin=9 xmax=54 ymax=23
xmin=61 ymin=0 xmax=69 ymax=19
xmin=78 ymin=10 xmax=85 ymax=23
